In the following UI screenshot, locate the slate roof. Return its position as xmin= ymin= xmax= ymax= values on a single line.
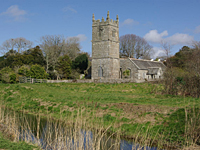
xmin=129 ymin=58 xmax=166 ymax=70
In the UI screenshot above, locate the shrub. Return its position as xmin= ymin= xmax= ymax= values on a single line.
xmin=0 ymin=67 xmax=16 ymax=83
xmin=29 ymin=64 xmax=48 ymax=79
xmin=18 ymin=65 xmax=31 ymax=76
xmin=9 ymin=73 xmax=16 ymax=83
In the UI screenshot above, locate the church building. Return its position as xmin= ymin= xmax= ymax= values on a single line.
xmin=91 ymin=11 xmax=166 ymax=82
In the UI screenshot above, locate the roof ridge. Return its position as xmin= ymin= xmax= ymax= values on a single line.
xmin=128 ymin=58 xmax=140 ymax=69
xmin=130 ymin=58 xmax=163 ymax=63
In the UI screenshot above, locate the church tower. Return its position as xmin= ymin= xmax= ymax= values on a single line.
xmin=92 ymin=11 xmax=120 ymax=80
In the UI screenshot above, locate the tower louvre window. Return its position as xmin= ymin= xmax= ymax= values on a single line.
xmin=112 ymin=30 xmax=116 ymax=37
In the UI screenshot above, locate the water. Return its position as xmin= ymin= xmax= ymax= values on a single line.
xmin=1 ymin=108 xmax=158 ymax=150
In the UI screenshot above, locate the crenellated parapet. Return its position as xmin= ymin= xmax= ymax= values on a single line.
xmin=92 ymin=11 xmax=120 ymax=80
xmin=92 ymin=11 xmax=119 ymax=27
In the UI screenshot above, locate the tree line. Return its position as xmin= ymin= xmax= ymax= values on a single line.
xmin=163 ymin=42 xmax=200 ymax=98
xmin=0 ymin=33 xmax=154 ymax=83
xmin=0 ymin=35 xmax=89 ymax=83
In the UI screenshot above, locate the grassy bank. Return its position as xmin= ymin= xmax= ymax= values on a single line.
xmin=0 ymin=82 xmax=199 ymax=149
xmin=0 ymin=131 xmax=39 ymax=150
xmin=0 ymin=121 xmax=40 ymax=150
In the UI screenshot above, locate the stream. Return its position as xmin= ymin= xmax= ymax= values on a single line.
xmin=1 ymin=109 xmax=158 ymax=150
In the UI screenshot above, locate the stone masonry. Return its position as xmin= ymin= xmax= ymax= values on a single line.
xmin=91 ymin=11 xmax=120 ymax=79
xmin=91 ymin=11 xmax=166 ymax=82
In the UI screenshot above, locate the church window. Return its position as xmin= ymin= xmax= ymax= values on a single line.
xmin=98 ymin=66 xmax=103 ymax=77
xmin=99 ymin=27 xmax=103 ymax=38
xmin=119 ymin=68 xmax=122 ymax=79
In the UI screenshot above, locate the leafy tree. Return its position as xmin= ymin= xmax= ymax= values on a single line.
xmin=29 ymin=64 xmax=48 ymax=79
xmin=0 ymin=67 xmax=16 ymax=83
xmin=72 ymin=54 xmax=88 ymax=74
xmin=23 ymin=46 xmax=46 ymax=66
xmin=163 ymin=44 xmax=200 ymax=97
xmin=0 ymin=46 xmax=46 ymax=70
xmin=56 ymin=55 xmax=72 ymax=79
xmin=168 ymin=46 xmax=192 ymax=69
xmin=2 ymin=54 xmax=24 ymax=68
xmin=18 ymin=65 xmax=31 ymax=77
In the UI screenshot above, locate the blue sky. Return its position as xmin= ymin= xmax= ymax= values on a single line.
xmin=0 ymin=0 xmax=200 ymax=58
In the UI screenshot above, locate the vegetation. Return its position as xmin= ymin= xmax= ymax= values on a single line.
xmin=119 ymin=34 xmax=152 ymax=59
xmin=163 ymin=44 xmax=200 ymax=98
xmin=0 ymin=36 xmax=90 ymax=82
xmin=56 ymin=55 xmax=72 ymax=79
xmin=72 ymin=53 xmax=88 ymax=74
xmin=0 ymin=35 xmax=200 ymax=149
xmin=0 ymin=82 xmax=199 ymax=149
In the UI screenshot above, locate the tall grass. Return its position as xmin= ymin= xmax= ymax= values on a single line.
xmin=0 ymin=105 xmax=199 ymax=150
xmin=0 ymin=106 xmax=123 ymax=150
xmin=0 ymin=83 xmax=200 ymax=149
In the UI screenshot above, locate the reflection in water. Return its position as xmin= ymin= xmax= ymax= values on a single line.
xmin=1 ymin=108 xmax=158 ymax=150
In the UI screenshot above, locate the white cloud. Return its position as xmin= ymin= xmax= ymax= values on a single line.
xmin=0 ymin=5 xmax=27 ymax=21
xmin=144 ymin=30 xmax=168 ymax=43
xmin=144 ymin=30 xmax=194 ymax=45
xmin=166 ymin=33 xmax=194 ymax=45
xmin=67 ymin=34 xmax=87 ymax=42
xmin=194 ymin=25 xmax=200 ymax=34
xmin=152 ymin=47 xmax=165 ymax=58
xmin=121 ymin=19 xmax=139 ymax=26
xmin=76 ymin=34 xmax=87 ymax=42
xmin=62 ymin=6 xmax=77 ymax=13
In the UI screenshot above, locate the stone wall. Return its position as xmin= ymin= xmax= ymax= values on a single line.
xmin=92 ymin=58 xmax=120 ymax=79
xmin=47 ymin=79 xmax=93 ymax=83
xmin=120 ymin=58 xmax=138 ymax=79
xmin=47 ymin=78 xmax=143 ymax=84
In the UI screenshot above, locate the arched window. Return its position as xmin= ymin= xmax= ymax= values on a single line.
xmin=98 ymin=66 xmax=103 ymax=77
xmin=119 ymin=68 xmax=122 ymax=79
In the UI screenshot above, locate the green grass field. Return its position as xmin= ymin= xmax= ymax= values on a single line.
xmin=0 ymin=82 xmax=199 ymax=149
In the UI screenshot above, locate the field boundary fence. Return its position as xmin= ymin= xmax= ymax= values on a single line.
xmin=19 ymin=77 xmax=47 ymax=83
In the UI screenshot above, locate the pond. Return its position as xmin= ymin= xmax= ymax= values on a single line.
xmin=1 ymin=108 xmax=158 ymax=150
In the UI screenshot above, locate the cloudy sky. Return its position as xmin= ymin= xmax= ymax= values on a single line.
xmin=0 ymin=0 xmax=200 ymax=58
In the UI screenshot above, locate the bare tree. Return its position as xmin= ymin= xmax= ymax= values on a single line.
xmin=40 ymin=35 xmax=81 ymax=72
xmin=40 ymin=35 xmax=65 ymax=72
xmin=192 ymin=41 xmax=200 ymax=50
xmin=161 ymin=40 xmax=172 ymax=59
xmin=15 ymin=37 xmax=33 ymax=53
xmin=62 ymin=37 xmax=81 ymax=60
xmin=135 ymin=37 xmax=152 ymax=59
xmin=0 ymin=37 xmax=33 ymax=54
xmin=119 ymin=34 xmax=152 ymax=59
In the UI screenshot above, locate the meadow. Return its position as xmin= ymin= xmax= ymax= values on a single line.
xmin=0 ymin=82 xmax=199 ymax=149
